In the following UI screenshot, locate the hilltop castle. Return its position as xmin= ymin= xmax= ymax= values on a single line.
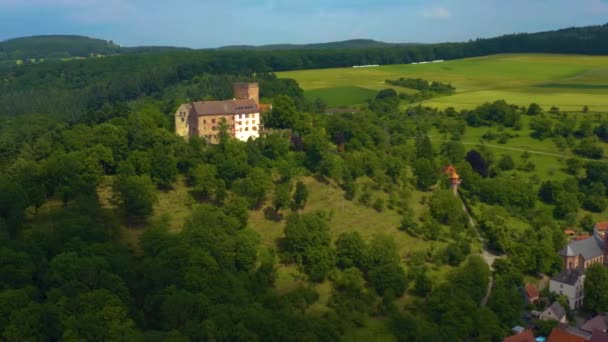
xmin=175 ymin=82 xmax=267 ymax=144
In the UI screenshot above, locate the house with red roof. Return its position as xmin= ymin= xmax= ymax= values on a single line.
xmin=547 ymin=326 xmax=587 ymax=342
xmin=525 ymin=284 xmax=540 ymax=304
xmin=503 ymin=329 xmax=535 ymax=342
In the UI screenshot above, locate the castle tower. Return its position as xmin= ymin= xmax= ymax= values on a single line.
xmin=443 ymin=165 xmax=462 ymax=196
xmin=233 ymin=82 xmax=259 ymax=106
xmin=174 ymin=104 xmax=193 ymax=138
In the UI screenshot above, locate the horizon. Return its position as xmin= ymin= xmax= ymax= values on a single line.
xmin=0 ymin=0 xmax=607 ymax=49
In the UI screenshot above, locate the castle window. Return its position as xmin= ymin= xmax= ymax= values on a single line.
xmin=212 ymin=126 xmax=217 ymax=131
xmin=181 ymin=118 xmax=185 ymax=122
xmin=253 ymin=126 xmax=257 ymax=131
xmin=212 ymin=119 xmax=216 ymax=124
xmin=245 ymin=127 xmax=249 ymax=131
xmin=239 ymin=114 xmax=243 ymax=119
xmin=203 ymin=120 xmax=206 ymax=124
xmin=252 ymin=120 xmax=256 ymax=124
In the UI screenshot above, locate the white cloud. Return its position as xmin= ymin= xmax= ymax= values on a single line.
xmin=422 ymin=6 xmax=451 ymax=20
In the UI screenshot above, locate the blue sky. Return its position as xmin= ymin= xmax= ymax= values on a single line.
xmin=1 ymin=0 xmax=607 ymax=48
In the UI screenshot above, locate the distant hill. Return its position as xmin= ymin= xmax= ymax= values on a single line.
xmin=0 ymin=35 xmax=191 ymax=67
xmin=218 ymin=39 xmax=421 ymax=51
xmin=0 ymin=35 xmax=122 ymax=60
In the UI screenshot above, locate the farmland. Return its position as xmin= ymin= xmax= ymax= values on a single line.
xmin=278 ymin=54 xmax=608 ymax=111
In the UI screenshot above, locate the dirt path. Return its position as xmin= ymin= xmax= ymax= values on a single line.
xmin=457 ymin=191 xmax=501 ymax=306
xmin=429 ymin=137 xmax=608 ymax=162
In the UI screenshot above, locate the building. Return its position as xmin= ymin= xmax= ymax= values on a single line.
xmin=525 ymin=284 xmax=540 ymax=304
xmin=540 ymin=302 xmax=568 ymax=323
xmin=549 ymin=225 xmax=608 ymax=310
xmin=503 ymin=329 xmax=535 ymax=342
xmin=547 ymin=326 xmax=586 ymax=342
xmin=560 ymin=233 xmax=606 ymax=271
xmin=581 ymin=315 xmax=608 ymax=334
xmin=589 ymin=330 xmax=608 ymax=342
xmin=549 ymin=267 xmax=585 ymax=309
xmin=174 ymin=82 xmax=264 ymax=144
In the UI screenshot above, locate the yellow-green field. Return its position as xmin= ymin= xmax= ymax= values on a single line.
xmin=277 ymin=54 xmax=608 ymax=110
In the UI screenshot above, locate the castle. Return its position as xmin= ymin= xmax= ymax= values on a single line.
xmin=175 ymin=82 xmax=264 ymax=144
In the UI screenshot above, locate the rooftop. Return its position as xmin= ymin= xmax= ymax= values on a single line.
xmin=544 ymin=302 xmax=567 ymax=321
xmin=525 ymin=284 xmax=540 ymax=299
xmin=559 ymin=233 xmax=604 ymax=261
xmin=589 ymin=330 xmax=608 ymax=342
xmin=551 ymin=267 xmax=584 ymax=286
xmin=191 ymin=99 xmax=258 ymax=116
xmin=503 ymin=329 xmax=535 ymax=342
xmin=582 ymin=315 xmax=608 ymax=333
xmin=547 ymin=327 xmax=586 ymax=342
xmin=595 ymin=222 xmax=608 ymax=231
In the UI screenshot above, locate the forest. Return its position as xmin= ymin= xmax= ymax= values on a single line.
xmin=2 ymin=23 xmax=608 ymax=341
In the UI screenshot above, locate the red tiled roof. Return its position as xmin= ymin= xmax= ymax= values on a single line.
xmin=504 ymin=329 xmax=535 ymax=342
xmin=595 ymin=222 xmax=608 ymax=231
xmin=547 ymin=327 xmax=587 ymax=342
xmin=574 ymin=234 xmax=590 ymax=241
xmin=525 ymin=284 xmax=540 ymax=299
xmin=564 ymin=230 xmax=576 ymax=236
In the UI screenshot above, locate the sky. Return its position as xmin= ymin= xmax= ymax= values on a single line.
xmin=0 ymin=0 xmax=607 ymax=48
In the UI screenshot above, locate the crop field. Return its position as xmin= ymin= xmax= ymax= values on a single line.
xmin=277 ymin=54 xmax=608 ymax=111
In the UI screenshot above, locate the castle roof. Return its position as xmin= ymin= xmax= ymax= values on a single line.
xmin=191 ymin=99 xmax=258 ymax=116
xmin=559 ymin=233 xmax=604 ymax=261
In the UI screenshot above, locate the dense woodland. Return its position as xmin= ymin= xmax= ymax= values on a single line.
xmin=2 ymin=24 xmax=608 ymax=341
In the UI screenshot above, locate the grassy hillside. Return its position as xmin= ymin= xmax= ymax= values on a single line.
xmin=278 ymin=54 xmax=608 ymax=111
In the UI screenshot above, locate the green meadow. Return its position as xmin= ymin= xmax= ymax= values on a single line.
xmin=278 ymin=54 xmax=608 ymax=110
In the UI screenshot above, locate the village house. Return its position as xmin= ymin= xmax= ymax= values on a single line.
xmin=549 ymin=267 xmax=585 ymax=310
xmin=525 ymin=284 xmax=540 ymax=304
xmin=175 ymin=82 xmax=268 ymax=144
xmin=547 ymin=326 xmax=587 ymax=342
xmin=503 ymin=329 xmax=535 ymax=342
xmin=549 ymin=223 xmax=608 ymax=310
xmin=540 ymin=302 xmax=568 ymax=324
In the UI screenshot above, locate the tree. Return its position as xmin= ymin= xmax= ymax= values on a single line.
xmin=335 ymin=232 xmax=366 ymax=269
xmin=233 ymin=167 xmax=272 ymax=209
xmin=466 ymin=150 xmax=490 ymax=177
xmin=415 ymin=135 xmax=434 ymax=160
xmin=429 ymin=190 xmax=468 ymax=228
xmin=188 ymin=164 xmax=225 ymax=202
xmin=497 ymin=154 xmax=515 ymax=171
xmin=292 ymin=181 xmax=309 ymax=211
xmin=0 ymin=179 xmax=27 ymax=238
xmin=566 ymin=158 xmax=583 ymax=175
xmin=527 ymin=103 xmax=542 ymax=115
xmin=150 ymin=144 xmax=178 ymax=188
xmin=368 ymin=263 xmax=407 ymax=296
xmin=267 ymin=95 xmax=298 ymax=129
xmin=111 ymin=174 xmax=157 ymax=223
xmin=273 ymin=182 xmax=291 ymax=213
xmin=413 ymin=158 xmax=438 ymax=190
xmin=584 ymin=264 xmax=608 ymax=314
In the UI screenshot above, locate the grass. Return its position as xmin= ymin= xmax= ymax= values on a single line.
xmin=278 ymin=54 xmax=608 ymax=110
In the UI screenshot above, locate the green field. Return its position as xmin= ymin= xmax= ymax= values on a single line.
xmin=278 ymin=54 xmax=608 ymax=110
